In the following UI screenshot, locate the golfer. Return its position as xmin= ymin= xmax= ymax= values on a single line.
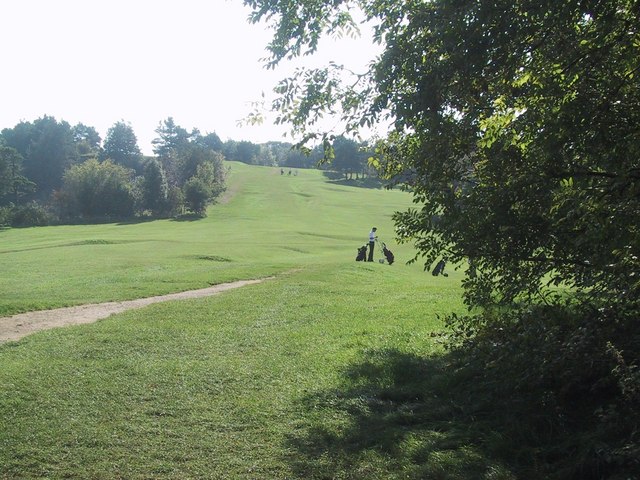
xmin=368 ymin=227 xmax=377 ymax=262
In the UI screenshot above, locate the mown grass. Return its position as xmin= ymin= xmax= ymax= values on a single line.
xmin=1 ymin=263 xmax=490 ymax=479
xmin=0 ymin=163 xmax=417 ymax=317
xmin=0 ymin=163 xmax=517 ymax=479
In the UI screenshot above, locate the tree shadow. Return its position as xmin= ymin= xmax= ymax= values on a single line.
xmin=115 ymin=217 xmax=162 ymax=226
xmin=322 ymin=171 xmax=386 ymax=190
xmin=170 ymin=214 xmax=205 ymax=222
xmin=285 ymin=348 xmax=517 ymax=479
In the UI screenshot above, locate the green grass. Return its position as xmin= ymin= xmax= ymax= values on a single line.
xmin=0 ymin=163 xmax=515 ymax=479
xmin=0 ymin=163 xmax=419 ymax=317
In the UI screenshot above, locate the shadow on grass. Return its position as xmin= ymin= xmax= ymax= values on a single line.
xmin=170 ymin=213 xmax=206 ymax=222
xmin=285 ymin=348 xmax=517 ymax=479
xmin=115 ymin=217 xmax=163 ymax=226
xmin=322 ymin=171 xmax=386 ymax=190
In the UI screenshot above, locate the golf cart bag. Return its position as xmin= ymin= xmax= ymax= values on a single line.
xmin=381 ymin=242 xmax=395 ymax=265
xmin=432 ymin=258 xmax=448 ymax=276
xmin=355 ymin=245 xmax=367 ymax=261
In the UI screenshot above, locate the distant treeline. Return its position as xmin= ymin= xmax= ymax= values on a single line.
xmin=0 ymin=116 xmax=375 ymax=227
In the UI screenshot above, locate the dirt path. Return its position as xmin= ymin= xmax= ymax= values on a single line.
xmin=0 ymin=278 xmax=272 ymax=344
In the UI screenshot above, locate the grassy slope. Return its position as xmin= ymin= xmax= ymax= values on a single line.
xmin=0 ymin=163 xmax=421 ymax=317
xmin=0 ymin=163 xmax=512 ymax=479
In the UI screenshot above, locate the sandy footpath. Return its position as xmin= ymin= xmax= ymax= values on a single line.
xmin=0 ymin=278 xmax=271 ymax=343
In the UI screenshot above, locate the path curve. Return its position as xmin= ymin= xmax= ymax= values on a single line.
xmin=0 ymin=278 xmax=273 ymax=344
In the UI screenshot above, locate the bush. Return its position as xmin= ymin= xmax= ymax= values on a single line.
xmin=0 ymin=205 xmax=11 ymax=227
xmin=0 ymin=202 xmax=56 ymax=227
xmin=446 ymin=303 xmax=640 ymax=479
xmin=57 ymin=159 xmax=135 ymax=220
xmin=183 ymin=177 xmax=209 ymax=216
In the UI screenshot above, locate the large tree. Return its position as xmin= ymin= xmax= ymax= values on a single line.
xmin=195 ymin=131 xmax=224 ymax=153
xmin=183 ymin=158 xmax=227 ymax=216
xmin=248 ymin=0 xmax=640 ymax=304
xmin=332 ymin=135 xmax=366 ymax=179
xmin=72 ymin=123 xmax=102 ymax=160
xmin=139 ymin=159 xmax=171 ymax=217
xmin=1 ymin=116 xmax=79 ymax=200
xmin=234 ymin=140 xmax=261 ymax=164
xmin=0 ymin=144 xmax=34 ymax=205
xmin=57 ymin=159 xmax=135 ymax=219
xmin=103 ymin=121 xmax=143 ymax=173
xmin=246 ymin=0 xmax=640 ymax=476
xmin=152 ymin=117 xmax=193 ymax=157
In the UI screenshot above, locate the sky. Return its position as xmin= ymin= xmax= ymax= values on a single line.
xmin=0 ymin=0 xmax=381 ymax=155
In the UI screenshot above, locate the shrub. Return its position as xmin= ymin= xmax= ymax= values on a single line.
xmin=0 ymin=205 xmax=12 ymax=227
xmin=57 ymin=159 xmax=135 ymax=220
xmin=0 ymin=202 xmax=56 ymax=227
xmin=446 ymin=303 xmax=640 ymax=479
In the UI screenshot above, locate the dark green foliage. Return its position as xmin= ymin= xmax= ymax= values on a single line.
xmin=183 ymin=176 xmax=210 ymax=215
xmin=0 ymin=202 xmax=53 ymax=227
xmin=6 ymin=202 xmax=54 ymax=227
xmin=445 ymin=303 xmax=640 ymax=479
xmin=0 ymin=115 xmax=234 ymax=224
xmin=0 ymin=144 xmax=34 ymax=205
xmin=56 ymin=159 xmax=135 ymax=219
xmin=246 ymin=0 xmax=640 ymax=476
xmin=1 ymin=116 xmax=79 ymax=201
xmin=103 ymin=121 xmax=143 ymax=173
xmin=0 ymin=145 xmax=11 ymax=199
xmin=279 ymin=142 xmax=324 ymax=168
xmin=331 ymin=135 xmax=371 ymax=179
xmin=182 ymin=159 xmax=226 ymax=215
xmin=72 ymin=123 xmax=102 ymax=160
xmin=139 ymin=159 xmax=171 ymax=217
xmin=224 ymin=139 xmax=328 ymax=167
xmin=235 ymin=139 xmax=262 ymax=164
xmin=196 ymin=131 xmax=224 ymax=152
xmin=152 ymin=117 xmax=193 ymax=158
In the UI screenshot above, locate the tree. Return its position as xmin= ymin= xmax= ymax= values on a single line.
xmin=139 ymin=159 xmax=170 ymax=217
xmin=72 ymin=123 xmax=102 ymax=160
xmin=153 ymin=118 xmax=215 ymax=189
xmin=0 ymin=146 xmax=11 ymax=200
xmin=152 ymin=117 xmax=192 ymax=157
xmin=246 ymin=0 xmax=640 ymax=476
xmin=235 ymin=140 xmax=261 ymax=164
xmin=281 ymin=143 xmax=323 ymax=168
xmin=57 ymin=159 xmax=135 ymax=219
xmin=196 ymin=132 xmax=224 ymax=152
xmin=249 ymin=0 xmax=640 ymax=302
xmin=182 ymin=160 xmax=225 ymax=215
xmin=332 ymin=135 xmax=363 ymax=179
xmin=0 ymin=145 xmax=34 ymax=204
xmin=103 ymin=121 xmax=143 ymax=173
xmin=1 ymin=116 xmax=78 ymax=201
xmin=222 ymin=139 xmax=238 ymax=161
xmin=182 ymin=176 xmax=210 ymax=216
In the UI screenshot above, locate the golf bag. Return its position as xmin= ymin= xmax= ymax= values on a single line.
xmin=355 ymin=245 xmax=367 ymax=261
xmin=381 ymin=241 xmax=395 ymax=265
xmin=432 ymin=258 xmax=447 ymax=276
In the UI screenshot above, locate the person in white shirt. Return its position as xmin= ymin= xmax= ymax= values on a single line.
xmin=368 ymin=227 xmax=377 ymax=262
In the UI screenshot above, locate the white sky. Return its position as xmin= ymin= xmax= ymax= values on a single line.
xmin=0 ymin=0 xmax=380 ymax=155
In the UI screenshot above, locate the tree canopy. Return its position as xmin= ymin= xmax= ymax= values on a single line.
xmin=57 ymin=159 xmax=136 ymax=219
xmin=0 ymin=144 xmax=33 ymax=204
xmin=1 ymin=112 xmax=364 ymax=223
xmin=246 ymin=0 xmax=640 ymax=313
xmin=246 ymin=0 xmax=640 ymax=476
xmin=0 ymin=116 xmax=232 ymax=224
xmin=1 ymin=116 xmax=79 ymax=201
xmin=103 ymin=121 xmax=143 ymax=173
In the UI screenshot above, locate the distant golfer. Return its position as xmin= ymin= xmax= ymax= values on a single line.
xmin=368 ymin=227 xmax=378 ymax=262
